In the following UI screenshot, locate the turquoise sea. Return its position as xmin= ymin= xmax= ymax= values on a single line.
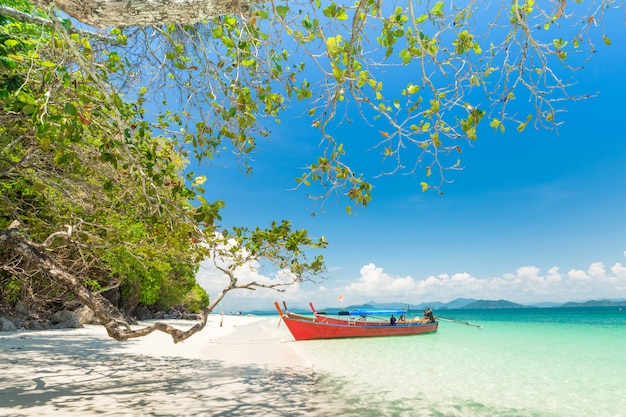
xmin=287 ymin=307 xmax=626 ymax=417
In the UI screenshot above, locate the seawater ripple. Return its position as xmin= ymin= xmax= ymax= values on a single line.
xmin=292 ymin=307 xmax=626 ymax=417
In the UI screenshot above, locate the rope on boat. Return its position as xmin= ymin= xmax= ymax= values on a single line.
xmin=435 ymin=315 xmax=483 ymax=329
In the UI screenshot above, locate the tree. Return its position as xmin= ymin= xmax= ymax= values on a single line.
xmin=1 ymin=0 xmax=620 ymax=340
xmin=19 ymin=0 xmax=617 ymax=204
xmin=1 ymin=0 xmax=326 ymax=342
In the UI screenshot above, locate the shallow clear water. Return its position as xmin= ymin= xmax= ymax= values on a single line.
xmin=289 ymin=308 xmax=626 ymax=416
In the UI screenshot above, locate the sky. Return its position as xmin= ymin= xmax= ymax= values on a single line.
xmin=196 ymin=8 xmax=626 ymax=312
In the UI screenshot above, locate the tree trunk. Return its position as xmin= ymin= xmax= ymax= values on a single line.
xmin=28 ymin=0 xmax=266 ymax=28
xmin=1 ymin=226 xmax=209 ymax=342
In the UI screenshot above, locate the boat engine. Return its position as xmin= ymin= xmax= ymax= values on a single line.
xmin=423 ymin=308 xmax=435 ymax=322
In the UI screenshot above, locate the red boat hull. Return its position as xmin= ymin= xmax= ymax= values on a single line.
xmin=275 ymin=302 xmax=438 ymax=341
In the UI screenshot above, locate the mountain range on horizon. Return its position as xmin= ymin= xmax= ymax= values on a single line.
xmin=265 ymin=298 xmax=626 ymax=315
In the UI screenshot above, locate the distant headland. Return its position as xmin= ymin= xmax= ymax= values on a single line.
xmin=367 ymin=298 xmax=626 ymax=311
xmin=357 ymin=298 xmax=626 ymax=311
xmin=264 ymin=298 xmax=626 ymax=315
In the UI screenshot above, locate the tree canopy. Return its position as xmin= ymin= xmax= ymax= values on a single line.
xmin=1 ymin=0 xmax=621 ymax=340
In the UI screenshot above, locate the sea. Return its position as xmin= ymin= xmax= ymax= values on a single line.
xmin=284 ymin=307 xmax=626 ymax=417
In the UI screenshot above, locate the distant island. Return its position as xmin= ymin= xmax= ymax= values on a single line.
xmin=259 ymin=298 xmax=626 ymax=315
xmin=561 ymin=299 xmax=626 ymax=308
xmin=459 ymin=299 xmax=526 ymax=309
xmin=408 ymin=297 xmax=624 ymax=310
xmin=319 ymin=298 xmax=626 ymax=312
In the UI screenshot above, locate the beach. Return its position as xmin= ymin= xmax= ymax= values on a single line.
xmin=3 ymin=308 xmax=626 ymax=416
xmin=0 ymin=315 xmax=327 ymax=416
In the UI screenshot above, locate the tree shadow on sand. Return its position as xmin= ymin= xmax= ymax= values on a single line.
xmin=0 ymin=330 xmax=354 ymax=416
xmin=1 ymin=330 xmax=547 ymax=417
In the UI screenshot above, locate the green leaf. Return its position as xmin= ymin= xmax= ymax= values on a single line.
xmin=0 ymin=56 xmax=17 ymax=68
xmin=221 ymin=37 xmax=234 ymax=48
xmin=489 ymin=118 xmax=501 ymax=131
xmin=276 ymin=5 xmax=289 ymax=19
xmin=432 ymin=1 xmax=444 ymax=17
xmin=4 ymin=39 xmax=20 ymax=47
xmin=192 ymin=175 xmax=207 ymax=187
xmin=65 ymin=102 xmax=78 ymax=116
xmin=326 ymin=35 xmax=342 ymax=57
xmin=16 ymin=91 xmax=36 ymax=105
xmin=603 ymin=35 xmax=611 ymax=45
xmin=336 ymin=8 xmax=348 ymax=20
xmin=111 ymin=92 xmax=124 ymax=109
xmin=407 ymin=84 xmax=419 ymax=95
xmin=22 ymin=104 xmax=36 ymax=115
xmin=32 ymin=182 xmax=46 ymax=192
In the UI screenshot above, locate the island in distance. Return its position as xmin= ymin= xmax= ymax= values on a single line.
xmin=256 ymin=298 xmax=626 ymax=315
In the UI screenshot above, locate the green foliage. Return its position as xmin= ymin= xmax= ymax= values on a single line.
xmin=49 ymin=0 xmax=609 ymax=212
xmin=0 ymin=7 xmax=214 ymax=311
xmin=0 ymin=275 xmax=22 ymax=303
xmin=0 ymin=2 xmax=330 ymax=316
xmin=183 ymin=284 xmax=210 ymax=313
xmin=223 ymin=220 xmax=327 ymax=278
xmin=260 ymin=0 xmax=615 ymax=201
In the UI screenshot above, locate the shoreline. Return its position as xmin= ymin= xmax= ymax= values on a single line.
xmin=0 ymin=314 xmax=336 ymax=416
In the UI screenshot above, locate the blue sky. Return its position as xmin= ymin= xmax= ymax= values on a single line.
xmin=196 ymin=10 xmax=626 ymax=312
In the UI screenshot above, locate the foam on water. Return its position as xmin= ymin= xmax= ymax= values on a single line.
xmin=291 ymin=308 xmax=626 ymax=416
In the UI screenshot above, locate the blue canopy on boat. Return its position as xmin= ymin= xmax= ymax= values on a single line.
xmin=347 ymin=309 xmax=407 ymax=316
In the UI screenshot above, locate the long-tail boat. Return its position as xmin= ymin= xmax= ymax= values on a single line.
xmin=274 ymin=302 xmax=438 ymax=340
xmin=281 ymin=301 xmax=410 ymax=325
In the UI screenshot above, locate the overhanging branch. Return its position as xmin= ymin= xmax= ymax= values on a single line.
xmin=25 ymin=0 xmax=268 ymax=28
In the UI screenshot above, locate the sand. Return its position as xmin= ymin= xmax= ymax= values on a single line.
xmin=0 ymin=315 xmax=332 ymax=416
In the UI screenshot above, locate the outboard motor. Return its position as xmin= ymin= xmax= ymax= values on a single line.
xmin=423 ymin=308 xmax=435 ymax=322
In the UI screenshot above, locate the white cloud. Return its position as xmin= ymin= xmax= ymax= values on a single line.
xmin=344 ymin=263 xmax=416 ymax=296
xmin=546 ymin=266 xmax=563 ymax=283
xmin=567 ymin=269 xmax=591 ymax=281
xmin=611 ymin=262 xmax=626 ymax=278
xmin=588 ymin=262 xmax=606 ymax=278
xmin=195 ymin=256 xmax=626 ymax=311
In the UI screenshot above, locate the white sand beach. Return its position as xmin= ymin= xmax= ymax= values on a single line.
xmin=0 ymin=315 xmax=332 ymax=416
